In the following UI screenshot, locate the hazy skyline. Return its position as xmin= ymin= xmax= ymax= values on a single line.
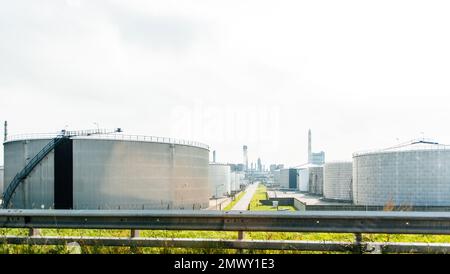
xmin=1 ymin=0 xmax=450 ymax=167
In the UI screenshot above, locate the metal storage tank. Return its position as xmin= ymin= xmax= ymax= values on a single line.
xmin=0 ymin=166 xmax=3 ymax=197
xmin=238 ymin=172 xmax=245 ymax=190
xmin=308 ymin=166 xmax=324 ymax=195
xmin=272 ymin=170 xmax=281 ymax=187
xmin=279 ymin=168 xmax=298 ymax=189
xmin=323 ymin=161 xmax=352 ymax=201
xmin=353 ymin=139 xmax=450 ymax=206
xmin=209 ymin=163 xmax=231 ymax=198
xmin=230 ymin=171 xmax=237 ymax=192
xmin=297 ymin=168 xmax=309 ymax=192
xmin=3 ymin=133 xmax=210 ymax=209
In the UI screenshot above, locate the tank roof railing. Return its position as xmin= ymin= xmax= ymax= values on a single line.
xmin=4 ymin=133 xmax=209 ymax=150
xmin=353 ymin=138 xmax=450 ymax=157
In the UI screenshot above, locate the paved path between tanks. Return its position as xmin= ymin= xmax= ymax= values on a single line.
xmin=230 ymin=182 xmax=259 ymax=211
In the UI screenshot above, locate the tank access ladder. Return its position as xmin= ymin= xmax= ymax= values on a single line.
xmin=1 ymin=128 xmax=122 ymax=209
xmin=1 ymin=137 xmax=67 ymax=208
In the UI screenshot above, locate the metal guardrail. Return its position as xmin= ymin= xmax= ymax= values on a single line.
xmin=1 ymin=210 xmax=450 ymax=253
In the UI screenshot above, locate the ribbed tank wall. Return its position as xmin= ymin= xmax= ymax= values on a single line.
xmin=298 ymin=168 xmax=309 ymax=192
xmin=0 ymin=166 xmax=4 ymax=196
xmin=279 ymin=169 xmax=290 ymax=188
xmin=4 ymin=138 xmax=210 ymax=209
xmin=4 ymin=139 xmax=54 ymax=208
xmin=353 ymin=150 xmax=450 ymax=206
xmin=308 ymin=167 xmax=323 ymax=195
xmin=209 ymin=164 xmax=231 ymax=198
xmin=230 ymin=171 xmax=237 ymax=191
xmin=273 ymin=170 xmax=280 ymax=186
xmin=323 ymin=162 xmax=352 ymax=201
xmin=238 ymin=172 xmax=245 ymax=190
xmin=72 ymin=139 xmax=209 ymax=210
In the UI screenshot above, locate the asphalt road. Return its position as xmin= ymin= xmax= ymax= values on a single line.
xmin=230 ymin=182 xmax=259 ymax=211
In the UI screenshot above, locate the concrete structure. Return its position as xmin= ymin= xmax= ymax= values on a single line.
xmin=209 ymin=163 xmax=231 ymax=198
xmin=353 ymin=139 xmax=450 ymax=206
xmin=3 ymin=134 xmax=210 ymax=209
xmin=308 ymin=166 xmax=324 ymax=195
xmin=279 ymin=168 xmax=298 ymax=189
xmin=323 ymin=162 xmax=353 ymax=201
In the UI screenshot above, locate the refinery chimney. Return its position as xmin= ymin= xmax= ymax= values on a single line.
xmin=4 ymin=121 xmax=7 ymax=142
xmin=308 ymin=129 xmax=312 ymax=164
xmin=212 ymin=150 xmax=216 ymax=163
xmin=243 ymin=145 xmax=248 ymax=170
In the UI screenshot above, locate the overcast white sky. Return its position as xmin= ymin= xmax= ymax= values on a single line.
xmin=1 ymin=0 xmax=450 ymax=167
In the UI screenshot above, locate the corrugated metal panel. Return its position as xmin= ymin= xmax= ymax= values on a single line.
xmin=208 ymin=164 xmax=231 ymax=198
xmin=298 ymin=168 xmax=309 ymax=192
xmin=353 ymin=149 xmax=450 ymax=206
xmin=323 ymin=162 xmax=352 ymax=201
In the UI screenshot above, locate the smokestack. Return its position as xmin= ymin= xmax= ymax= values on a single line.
xmin=4 ymin=121 xmax=7 ymax=142
xmin=243 ymin=145 xmax=248 ymax=171
xmin=308 ymin=129 xmax=312 ymax=164
xmin=213 ymin=150 xmax=216 ymax=163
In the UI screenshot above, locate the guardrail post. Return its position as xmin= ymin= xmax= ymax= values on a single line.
xmin=237 ymin=231 xmax=245 ymax=254
xmin=130 ymin=229 xmax=142 ymax=254
xmin=131 ymin=229 xmax=140 ymax=238
xmin=354 ymin=233 xmax=363 ymax=254
xmin=29 ymin=228 xmax=40 ymax=237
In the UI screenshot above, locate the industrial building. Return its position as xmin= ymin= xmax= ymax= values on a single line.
xmin=323 ymin=161 xmax=352 ymax=201
xmin=353 ymin=139 xmax=450 ymax=206
xmin=208 ymin=163 xmax=231 ymax=198
xmin=3 ymin=132 xmax=210 ymax=210
xmin=279 ymin=168 xmax=298 ymax=189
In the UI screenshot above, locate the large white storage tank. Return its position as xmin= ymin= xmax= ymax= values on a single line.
xmin=230 ymin=171 xmax=237 ymax=192
xmin=0 ymin=166 xmax=3 ymax=197
xmin=238 ymin=172 xmax=245 ymax=190
xmin=209 ymin=163 xmax=231 ymax=198
xmin=323 ymin=161 xmax=352 ymax=201
xmin=308 ymin=166 xmax=324 ymax=195
xmin=297 ymin=168 xmax=309 ymax=192
xmin=279 ymin=168 xmax=298 ymax=189
xmin=3 ymin=134 xmax=210 ymax=209
xmin=353 ymin=140 xmax=450 ymax=206
xmin=272 ymin=170 xmax=281 ymax=187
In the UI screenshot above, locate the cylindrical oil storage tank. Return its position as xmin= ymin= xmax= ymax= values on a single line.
xmin=280 ymin=168 xmax=298 ymax=189
xmin=209 ymin=163 xmax=231 ymax=198
xmin=323 ymin=162 xmax=352 ymax=201
xmin=308 ymin=166 xmax=324 ymax=195
xmin=0 ymin=166 xmax=3 ymax=197
xmin=353 ymin=140 xmax=450 ymax=206
xmin=297 ymin=168 xmax=309 ymax=192
xmin=272 ymin=170 xmax=281 ymax=187
xmin=238 ymin=172 xmax=245 ymax=190
xmin=3 ymin=134 xmax=210 ymax=209
xmin=230 ymin=171 xmax=237 ymax=192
